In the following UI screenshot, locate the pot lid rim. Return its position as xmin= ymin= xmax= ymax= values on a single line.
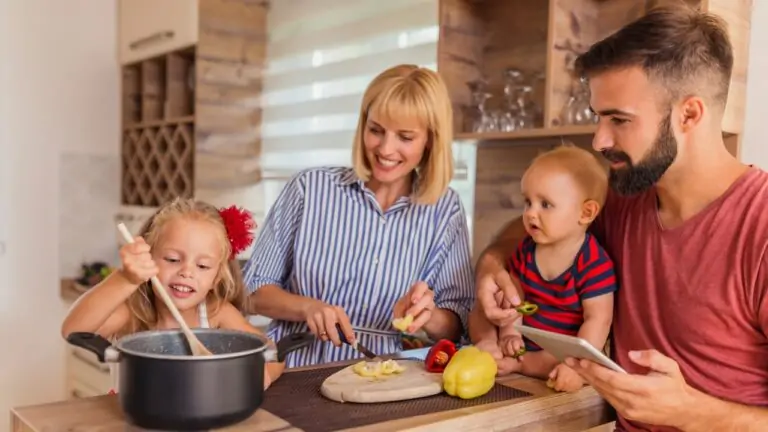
xmin=114 ymin=328 xmax=271 ymax=360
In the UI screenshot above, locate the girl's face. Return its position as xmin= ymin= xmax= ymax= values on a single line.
xmin=363 ymin=113 xmax=429 ymax=191
xmin=152 ymin=217 xmax=223 ymax=312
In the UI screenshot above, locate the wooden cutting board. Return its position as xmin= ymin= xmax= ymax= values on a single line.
xmin=320 ymin=359 xmax=444 ymax=403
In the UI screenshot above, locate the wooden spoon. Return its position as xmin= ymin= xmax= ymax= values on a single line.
xmin=117 ymin=223 xmax=213 ymax=356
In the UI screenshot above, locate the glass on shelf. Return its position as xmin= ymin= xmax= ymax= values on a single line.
xmin=462 ymin=66 xmax=543 ymax=134
xmin=560 ymin=76 xmax=597 ymax=126
xmin=466 ymin=79 xmax=497 ymax=133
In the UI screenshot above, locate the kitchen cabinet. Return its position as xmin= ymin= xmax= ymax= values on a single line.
xmin=65 ymin=346 xmax=113 ymax=399
xmin=120 ymin=0 xmax=267 ymax=209
xmin=118 ymin=0 xmax=199 ymax=65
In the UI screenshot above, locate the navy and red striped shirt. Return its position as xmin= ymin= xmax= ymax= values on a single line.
xmin=508 ymin=233 xmax=618 ymax=351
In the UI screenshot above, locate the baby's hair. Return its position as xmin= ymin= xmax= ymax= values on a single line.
xmin=120 ymin=197 xmax=246 ymax=336
xmin=531 ymin=143 xmax=608 ymax=207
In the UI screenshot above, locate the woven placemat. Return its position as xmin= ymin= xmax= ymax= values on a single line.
xmin=260 ymin=362 xmax=532 ymax=432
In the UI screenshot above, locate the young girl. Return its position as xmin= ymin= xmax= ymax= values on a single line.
xmin=61 ymin=198 xmax=284 ymax=390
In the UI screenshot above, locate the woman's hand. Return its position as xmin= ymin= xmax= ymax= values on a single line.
xmin=393 ymin=281 xmax=435 ymax=333
xmin=118 ymin=236 xmax=158 ymax=285
xmin=301 ymin=300 xmax=355 ymax=347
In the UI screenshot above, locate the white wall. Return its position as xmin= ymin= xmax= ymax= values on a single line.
xmin=740 ymin=0 xmax=768 ymax=168
xmin=0 ymin=1 xmax=118 ymax=430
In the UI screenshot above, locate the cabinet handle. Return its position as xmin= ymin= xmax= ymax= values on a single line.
xmin=129 ymin=30 xmax=175 ymax=50
xmin=71 ymin=389 xmax=84 ymax=398
xmin=0 ymin=241 xmax=4 ymax=256
xmin=72 ymin=348 xmax=111 ymax=372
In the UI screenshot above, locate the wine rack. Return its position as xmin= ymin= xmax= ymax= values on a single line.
xmin=121 ymin=48 xmax=196 ymax=206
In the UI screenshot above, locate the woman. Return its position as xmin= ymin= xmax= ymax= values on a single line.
xmin=242 ymin=64 xmax=474 ymax=368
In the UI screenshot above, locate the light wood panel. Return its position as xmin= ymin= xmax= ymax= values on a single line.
xmin=194 ymin=0 xmax=267 ymax=195
xmin=438 ymin=0 xmax=549 ymax=134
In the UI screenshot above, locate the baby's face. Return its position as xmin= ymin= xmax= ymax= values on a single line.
xmin=520 ymin=163 xmax=587 ymax=245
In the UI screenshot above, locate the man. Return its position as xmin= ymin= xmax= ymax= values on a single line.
xmin=471 ymin=5 xmax=768 ymax=432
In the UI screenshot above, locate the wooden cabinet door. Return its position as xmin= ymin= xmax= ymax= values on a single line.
xmin=118 ymin=0 xmax=199 ymax=65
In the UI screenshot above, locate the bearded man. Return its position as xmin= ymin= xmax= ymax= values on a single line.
xmin=470 ymin=4 xmax=768 ymax=432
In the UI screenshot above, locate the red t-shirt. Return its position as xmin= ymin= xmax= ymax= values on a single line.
xmin=591 ymin=166 xmax=768 ymax=432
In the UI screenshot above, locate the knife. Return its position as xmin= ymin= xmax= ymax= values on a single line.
xmin=336 ymin=323 xmax=378 ymax=360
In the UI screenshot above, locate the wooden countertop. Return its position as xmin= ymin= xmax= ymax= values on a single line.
xmin=11 ymin=358 xmax=615 ymax=432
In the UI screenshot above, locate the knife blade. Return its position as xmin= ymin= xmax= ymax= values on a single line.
xmin=336 ymin=323 xmax=378 ymax=360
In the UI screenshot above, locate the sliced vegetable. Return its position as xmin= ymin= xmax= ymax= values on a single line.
xmin=442 ymin=346 xmax=497 ymax=399
xmin=392 ymin=314 xmax=414 ymax=332
xmin=512 ymin=346 xmax=526 ymax=359
xmin=352 ymin=359 xmax=405 ymax=378
xmin=515 ymin=301 xmax=538 ymax=316
xmin=424 ymin=339 xmax=457 ymax=373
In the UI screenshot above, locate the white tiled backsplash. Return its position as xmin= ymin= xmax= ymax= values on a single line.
xmin=59 ymin=153 xmax=122 ymax=277
xmin=114 ymin=205 xmax=159 ymax=245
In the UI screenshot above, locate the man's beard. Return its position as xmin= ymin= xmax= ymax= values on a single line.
xmin=601 ymin=114 xmax=677 ymax=196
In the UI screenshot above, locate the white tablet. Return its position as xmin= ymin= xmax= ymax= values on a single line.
xmin=514 ymin=324 xmax=627 ymax=374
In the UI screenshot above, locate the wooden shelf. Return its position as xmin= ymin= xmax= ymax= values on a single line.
xmin=455 ymin=125 xmax=597 ymax=142
xmin=119 ymin=0 xmax=269 ymax=208
xmin=438 ymin=0 xmax=750 ymax=139
xmin=123 ymin=115 xmax=195 ymax=131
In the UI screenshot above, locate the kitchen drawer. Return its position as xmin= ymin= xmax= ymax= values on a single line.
xmin=118 ymin=0 xmax=199 ymax=65
xmin=67 ymin=378 xmax=103 ymax=400
xmin=66 ymin=346 xmax=113 ymax=396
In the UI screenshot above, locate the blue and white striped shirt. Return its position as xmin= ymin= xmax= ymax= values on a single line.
xmin=242 ymin=166 xmax=475 ymax=368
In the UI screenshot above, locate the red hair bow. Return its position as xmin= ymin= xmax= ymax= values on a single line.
xmin=218 ymin=206 xmax=256 ymax=259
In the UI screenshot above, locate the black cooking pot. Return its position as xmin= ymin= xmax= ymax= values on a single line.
xmin=67 ymin=329 xmax=313 ymax=430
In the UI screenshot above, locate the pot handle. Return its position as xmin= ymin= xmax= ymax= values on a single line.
xmin=67 ymin=332 xmax=120 ymax=363
xmin=268 ymin=332 xmax=314 ymax=363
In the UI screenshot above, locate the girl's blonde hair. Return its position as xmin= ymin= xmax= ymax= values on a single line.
xmin=351 ymin=64 xmax=454 ymax=205
xmin=120 ymin=198 xmax=246 ymax=336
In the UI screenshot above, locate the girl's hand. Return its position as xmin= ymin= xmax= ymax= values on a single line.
xmin=301 ymin=300 xmax=355 ymax=347
xmin=118 ymin=236 xmax=158 ymax=285
xmin=393 ymin=281 xmax=435 ymax=333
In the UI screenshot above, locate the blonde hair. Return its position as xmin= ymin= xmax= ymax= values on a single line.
xmin=351 ymin=64 xmax=454 ymax=205
xmin=531 ymin=144 xmax=609 ymax=207
xmin=120 ymin=198 xmax=246 ymax=336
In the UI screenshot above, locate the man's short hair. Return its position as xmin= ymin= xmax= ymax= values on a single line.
xmin=574 ymin=4 xmax=733 ymax=109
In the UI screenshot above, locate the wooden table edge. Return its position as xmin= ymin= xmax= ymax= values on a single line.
xmin=10 ymin=357 xmax=614 ymax=432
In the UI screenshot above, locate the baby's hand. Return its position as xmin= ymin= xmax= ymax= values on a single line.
xmin=499 ymin=333 xmax=526 ymax=359
xmin=547 ymin=363 xmax=584 ymax=393
xmin=118 ymin=236 xmax=158 ymax=285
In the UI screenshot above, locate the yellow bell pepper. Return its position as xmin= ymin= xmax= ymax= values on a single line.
xmin=442 ymin=346 xmax=497 ymax=399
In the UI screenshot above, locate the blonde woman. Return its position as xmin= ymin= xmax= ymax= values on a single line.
xmin=243 ymin=64 xmax=474 ymax=368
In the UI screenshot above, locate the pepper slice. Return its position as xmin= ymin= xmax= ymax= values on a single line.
xmin=515 ymin=301 xmax=538 ymax=316
xmin=512 ymin=347 xmax=526 ymax=359
xmin=424 ymin=339 xmax=458 ymax=373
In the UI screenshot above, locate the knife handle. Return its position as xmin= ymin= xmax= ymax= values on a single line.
xmin=335 ymin=323 xmax=354 ymax=347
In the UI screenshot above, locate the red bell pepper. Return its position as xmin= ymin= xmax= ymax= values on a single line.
xmin=424 ymin=339 xmax=457 ymax=372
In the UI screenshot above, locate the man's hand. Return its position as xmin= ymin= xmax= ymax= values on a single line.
xmin=566 ymin=349 xmax=697 ymax=429
xmin=476 ymin=266 xmax=521 ymax=327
